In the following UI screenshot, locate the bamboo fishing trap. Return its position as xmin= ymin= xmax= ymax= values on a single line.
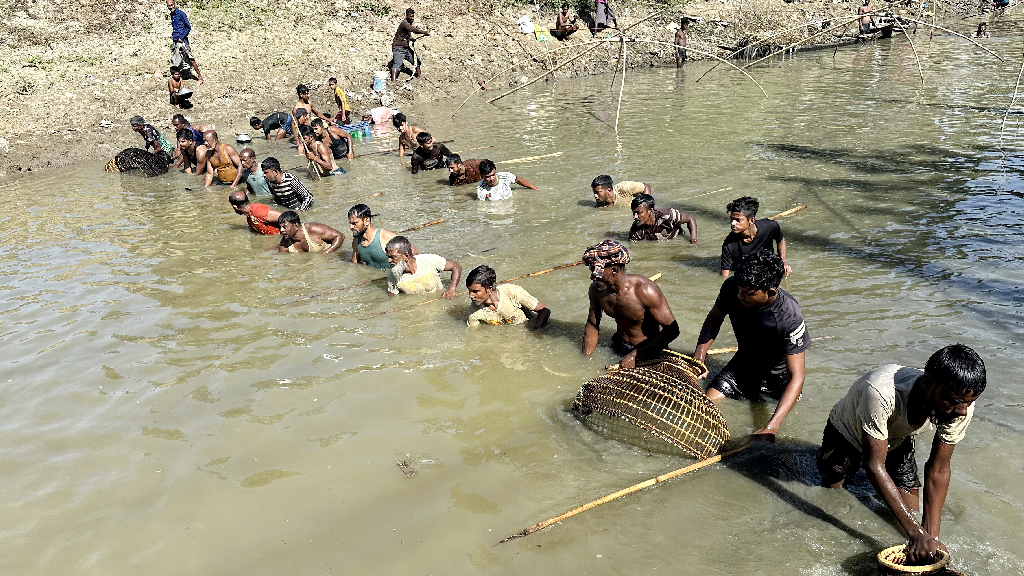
xmin=572 ymin=350 xmax=730 ymax=460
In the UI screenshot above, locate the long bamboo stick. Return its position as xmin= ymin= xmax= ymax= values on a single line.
xmin=362 ymin=260 xmax=584 ymax=320
xmin=895 ymin=17 xmax=1003 ymax=61
xmin=688 ymin=186 xmax=732 ymax=199
xmin=892 ymin=17 xmax=925 ymax=86
xmin=614 ymin=37 xmax=628 ymax=136
xmin=768 ymin=204 xmax=807 ymax=220
xmin=707 ymin=335 xmax=834 ymax=356
xmin=741 ymin=14 xmax=869 ymax=70
xmin=498 ymin=442 xmax=751 ymax=543
xmin=400 ymin=218 xmax=445 ymax=233
xmin=500 ymin=152 xmax=564 ymax=164
xmin=999 ymin=47 xmax=1024 ymax=153
xmin=625 ymin=40 xmax=769 ymax=99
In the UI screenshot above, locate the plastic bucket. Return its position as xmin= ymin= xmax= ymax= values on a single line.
xmin=373 ymin=71 xmax=388 ymax=91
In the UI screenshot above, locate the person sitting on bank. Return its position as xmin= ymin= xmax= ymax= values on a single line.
xmin=231 ymin=148 xmax=272 ymax=196
xmin=250 ymin=112 xmax=294 ymax=141
xmin=277 ymin=211 xmax=345 ymax=254
xmin=229 ymin=190 xmax=282 ymax=235
xmin=693 ymin=250 xmax=808 ymax=440
xmin=465 ymin=265 xmax=550 ymax=328
xmin=477 ymin=159 xmax=539 ymax=201
xmin=817 ymin=344 xmax=985 ymax=565
xmin=410 ymin=132 xmax=452 ymax=174
xmin=328 ymin=77 xmax=352 ymax=124
xmin=552 ymin=2 xmax=579 ymax=41
xmin=174 ymin=129 xmax=203 ymax=175
xmin=167 ymin=66 xmax=190 ymax=108
xmin=447 ymin=154 xmax=484 ymax=186
xmin=384 ymin=235 xmax=462 ymax=298
xmin=130 ymin=115 xmax=173 ymax=165
xmin=391 ymin=7 xmax=428 ymax=82
xmin=202 ymin=130 xmax=241 ymax=187
xmin=348 ymin=204 xmax=413 ymax=270
xmin=313 ymin=118 xmax=354 ymax=161
xmin=591 ymin=174 xmax=651 ymax=207
xmin=393 ymin=113 xmax=425 ymax=158
xmin=629 ymin=193 xmax=698 ymax=243
xmin=721 ymin=196 xmax=791 ymax=278
xmin=582 ymin=239 xmax=679 ymax=370
xmin=300 ymin=125 xmax=339 ymax=177
xmin=261 ymin=157 xmax=314 ymax=211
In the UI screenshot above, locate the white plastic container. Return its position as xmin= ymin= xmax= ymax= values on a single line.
xmin=373 ymin=71 xmax=388 ymax=91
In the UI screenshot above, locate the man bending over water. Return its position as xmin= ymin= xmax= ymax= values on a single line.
xmin=591 ymin=174 xmax=651 ymax=207
xmin=629 ymin=193 xmax=697 ymax=243
xmin=385 ymin=236 xmax=462 ymax=299
xmin=229 ymin=190 xmax=281 ymax=235
xmin=277 ymin=211 xmax=344 ymax=254
xmin=582 ymin=239 xmax=679 ymax=369
xmin=466 ymin=265 xmax=550 ymax=328
xmin=477 ymin=159 xmax=539 ymax=201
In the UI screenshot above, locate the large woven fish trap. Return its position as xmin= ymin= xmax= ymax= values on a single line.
xmin=572 ymin=350 xmax=730 ymax=460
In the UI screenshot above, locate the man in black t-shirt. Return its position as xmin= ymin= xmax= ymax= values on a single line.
xmin=410 ymin=132 xmax=451 ymax=174
xmin=694 ymin=250 xmax=808 ymax=441
xmin=720 ymin=196 xmax=792 ymax=278
xmin=249 ymin=112 xmax=294 ymax=141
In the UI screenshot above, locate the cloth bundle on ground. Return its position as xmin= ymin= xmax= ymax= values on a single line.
xmin=105 ymin=148 xmax=171 ymax=177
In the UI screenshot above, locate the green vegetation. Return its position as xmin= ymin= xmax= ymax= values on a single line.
xmin=188 ymin=0 xmax=276 ymax=30
xmin=352 ymin=0 xmax=391 ymax=17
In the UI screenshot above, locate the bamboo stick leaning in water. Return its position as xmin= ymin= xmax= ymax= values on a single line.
xmin=498 ymin=442 xmax=752 ymax=543
xmin=362 ymin=261 xmax=585 ymax=320
xmin=894 ymin=17 xmax=1003 ymax=62
xmin=621 ymin=40 xmax=769 ymax=99
xmin=892 ymin=17 xmax=925 ymax=86
xmin=687 ymin=186 xmax=732 ymax=199
xmin=499 ymin=152 xmax=564 ymax=164
xmin=768 ymin=204 xmax=807 ymax=220
xmin=399 ymin=218 xmax=445 ymax=233
xmin=706 ymin=335 xmax=834 ymax=356
xmin=999 ymin=48 xmax=1024 ymax=152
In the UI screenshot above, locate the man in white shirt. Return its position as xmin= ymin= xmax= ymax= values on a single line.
xmin=384 ymin=236 xmax=462 ymax=299
xmin=816 ymin=344 xmax=986 ymax=565
xmin=476 ymin=159 xmax=538 ymax=201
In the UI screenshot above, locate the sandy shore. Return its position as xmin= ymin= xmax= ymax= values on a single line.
xmin=0 ymin=0 xmax=974 ymax=174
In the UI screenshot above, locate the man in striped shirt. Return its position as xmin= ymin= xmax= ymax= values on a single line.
xmin=629 ymin=193 xmax=697 ymax=243
xmin=261 ymin=157 xmax=313 ymax=211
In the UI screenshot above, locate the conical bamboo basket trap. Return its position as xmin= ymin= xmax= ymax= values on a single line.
xmin=572 ymin=350 xmax=730 ymax=460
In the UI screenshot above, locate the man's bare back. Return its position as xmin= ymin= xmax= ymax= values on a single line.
xmin=589 ymin=274 xmax=670 ymax=347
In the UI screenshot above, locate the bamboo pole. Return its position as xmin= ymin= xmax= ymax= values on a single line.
xmin=488 ymin=46 xmax=602 ymax=104
xmin=625 ymin=40 xmax=769 ymax=99
xmin=706 ymin=335 xmax=833 ymax=356
xmin=999 ymin=47 xmax=1024 ymax=153
xmin=399 ymin=218 xmax=445 ymax=233
xmin=688 ymin=186 xmax=732 ymax=199
xmin=614 ymin=37 xmax=628 ymax=136
xmin=895 ymin=17 xmax=1003 ymax=61
xmin=768 ymin=204 xmax=807 ymax=220
xmin=500 ymin=152 xmax=564 ymax=164
xmin=362 ymin=260 xmax=584 ymax=320
xmin=892 ymin=17 xmax=925 ymax=86
xmin=498 ymin=442 xmax=751 ymax=543
xmin=741 ymin=14 xmax=869 ymax=70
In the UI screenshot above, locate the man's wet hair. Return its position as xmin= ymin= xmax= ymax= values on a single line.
xmin=279 ymin=211 xmax=301 ymax=226
xmin=299 ymin=124 xmax=314 ymax=138
xmin=311 ymin=118 xmax=324 ymax=129
xmin=479 ymin=159 xmax=496 ymax=175
xmin=591 ymin=174 xmax=613 ymax=190
xmin=727 ymin=196 xmax=759 ymax=219
xmin=296 ymin=84 xmax=310 ymax=94
xmin=385 ymin=235 xmax=414 ymax=256
xmin=925 ymin=344 xmax=986 ymax=397
xmin=466 ymin=265 xmax=497 ymax=289
xmin=171 ymin=113 xmax=188 ymax=125
xmin=261 ymin=157 xmax=281 ymax=172
xmin=392 ymin=112 xmax=407 ymax=129
xmin=631 ymin=193 xmax=655 ymax=212
xmin=176 ymin=128 xmax=194 ymax=141
xmin=447 ymin=153 xmax=463 ymax=166
xmin=348 ymin=203 xmax=372 ymax=220
xmin=170 ymin=65 xmax=180 ymax=74
xmin=416 ymin=131 xmax=432 ymax=145
xmin=328 ymin=77 xmax=338 ymax=84
xmin=736 ymin=250 xmax=784 ymax=292
xmin=249 ymin=116 xmax=262 ymax=128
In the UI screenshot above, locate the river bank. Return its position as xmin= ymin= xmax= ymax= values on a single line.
xmin=0 ymin=0 xmax=992 ymax=174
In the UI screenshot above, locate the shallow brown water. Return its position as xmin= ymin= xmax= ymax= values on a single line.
xmin=1 ymin=26 xmax=1022 ymax=575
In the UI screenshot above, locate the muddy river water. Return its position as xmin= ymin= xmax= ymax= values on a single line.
xmin=1 ymin=29 xmax=1022 ymax=575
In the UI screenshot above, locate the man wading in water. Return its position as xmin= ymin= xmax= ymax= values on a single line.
xmin=720 ymin=196 xmax=791 ymax=278
xmin=277 ymin=211 xmax=345 ymax=254
xmin=384 ymin=236 xmax=462 ymax=298
xmin=582 ymin=240 xmax=680 ymax=369
xmin=347 ymin=204 xmax=411 ymax=271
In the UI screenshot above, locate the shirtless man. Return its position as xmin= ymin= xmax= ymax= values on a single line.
xmin=231 ymin=148 xmax=271 ymax=196
xmin=674 ymin=18 xmax=689 ymax=67
xmin=348 ymin=203 xmax=407 ymax=270
xmin=582 ymin=239 xmax=680 ymax=369
xmin=300 ymin=125 xmax=337 ymax=176
xmin=202 ymin=130 xmax=241 ymax=187
xmin=229 ymin=190 xmax=282 ymax=235
xmin=393 ymin=113 xmax=425 ymax=158
xmin=447 ymin=154 xmax=484 ymax=186
xmin=292 ymin=84 xmax=331 ymax=133
xmin=171 ymin=114 xmax=211 ymax=170
xmin=277 ymin=211 xmax=345 ymax=254
xmin=591 ymin=174 xmax=651 ymax=207
xmin=168 ymin=66 xmax=185 ymax=107
xmin=385 ymin=236 xmax=461 ymax=298
xmin=553 ymin=3 xmax=579 ymax=41
xmin=858 ymin=0 xmax=876 ymax=34
xmin=410 ymin=132 xmax=452 ymax=174
xmin=312 ymin=118 xmax=354 ymax=161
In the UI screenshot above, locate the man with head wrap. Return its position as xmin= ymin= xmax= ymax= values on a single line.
xmin=582 ymin=239 xmax=680 ymax=369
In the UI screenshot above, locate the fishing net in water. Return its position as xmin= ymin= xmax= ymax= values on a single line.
xmin=105 ymin=148 xmax=170 ymax=177
xmin=572 ymin=350 xmax=730 ymax=460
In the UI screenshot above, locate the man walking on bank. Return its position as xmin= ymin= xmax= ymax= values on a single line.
xmin=391 ymin=8 xmax=429 ymax=82
xmin=167 ymin=0 xmax=205 ymax=85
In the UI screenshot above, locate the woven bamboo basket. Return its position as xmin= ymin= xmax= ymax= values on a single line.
xmin=572 ymin=351 xmax=730 ymax=460
xmin=877 ymin=545 xmax=950 ymax=573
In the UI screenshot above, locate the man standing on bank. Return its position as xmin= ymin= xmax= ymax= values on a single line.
xmin=816 ymin=344 xmax=986 ymax=565
xmin=582 ymin=240 xmax=680 ymax=369
xmin=167 ymin=0 xmax=205 ymax=85
xmin=694 ymin=250 xmax=808 ymax=440
xmin=721 ymin=196 xmax=791 ymax=278
xmin=629 ymin=193 xmax=698 ymax=243
xmin=391 ymin=8 xmax=429 ymax=82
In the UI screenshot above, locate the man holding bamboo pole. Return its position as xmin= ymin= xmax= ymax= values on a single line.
xmin=694 ymin=250 xmax=808 ymax=441
xmin=582 ymin=240 xmax=679 ymax=370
